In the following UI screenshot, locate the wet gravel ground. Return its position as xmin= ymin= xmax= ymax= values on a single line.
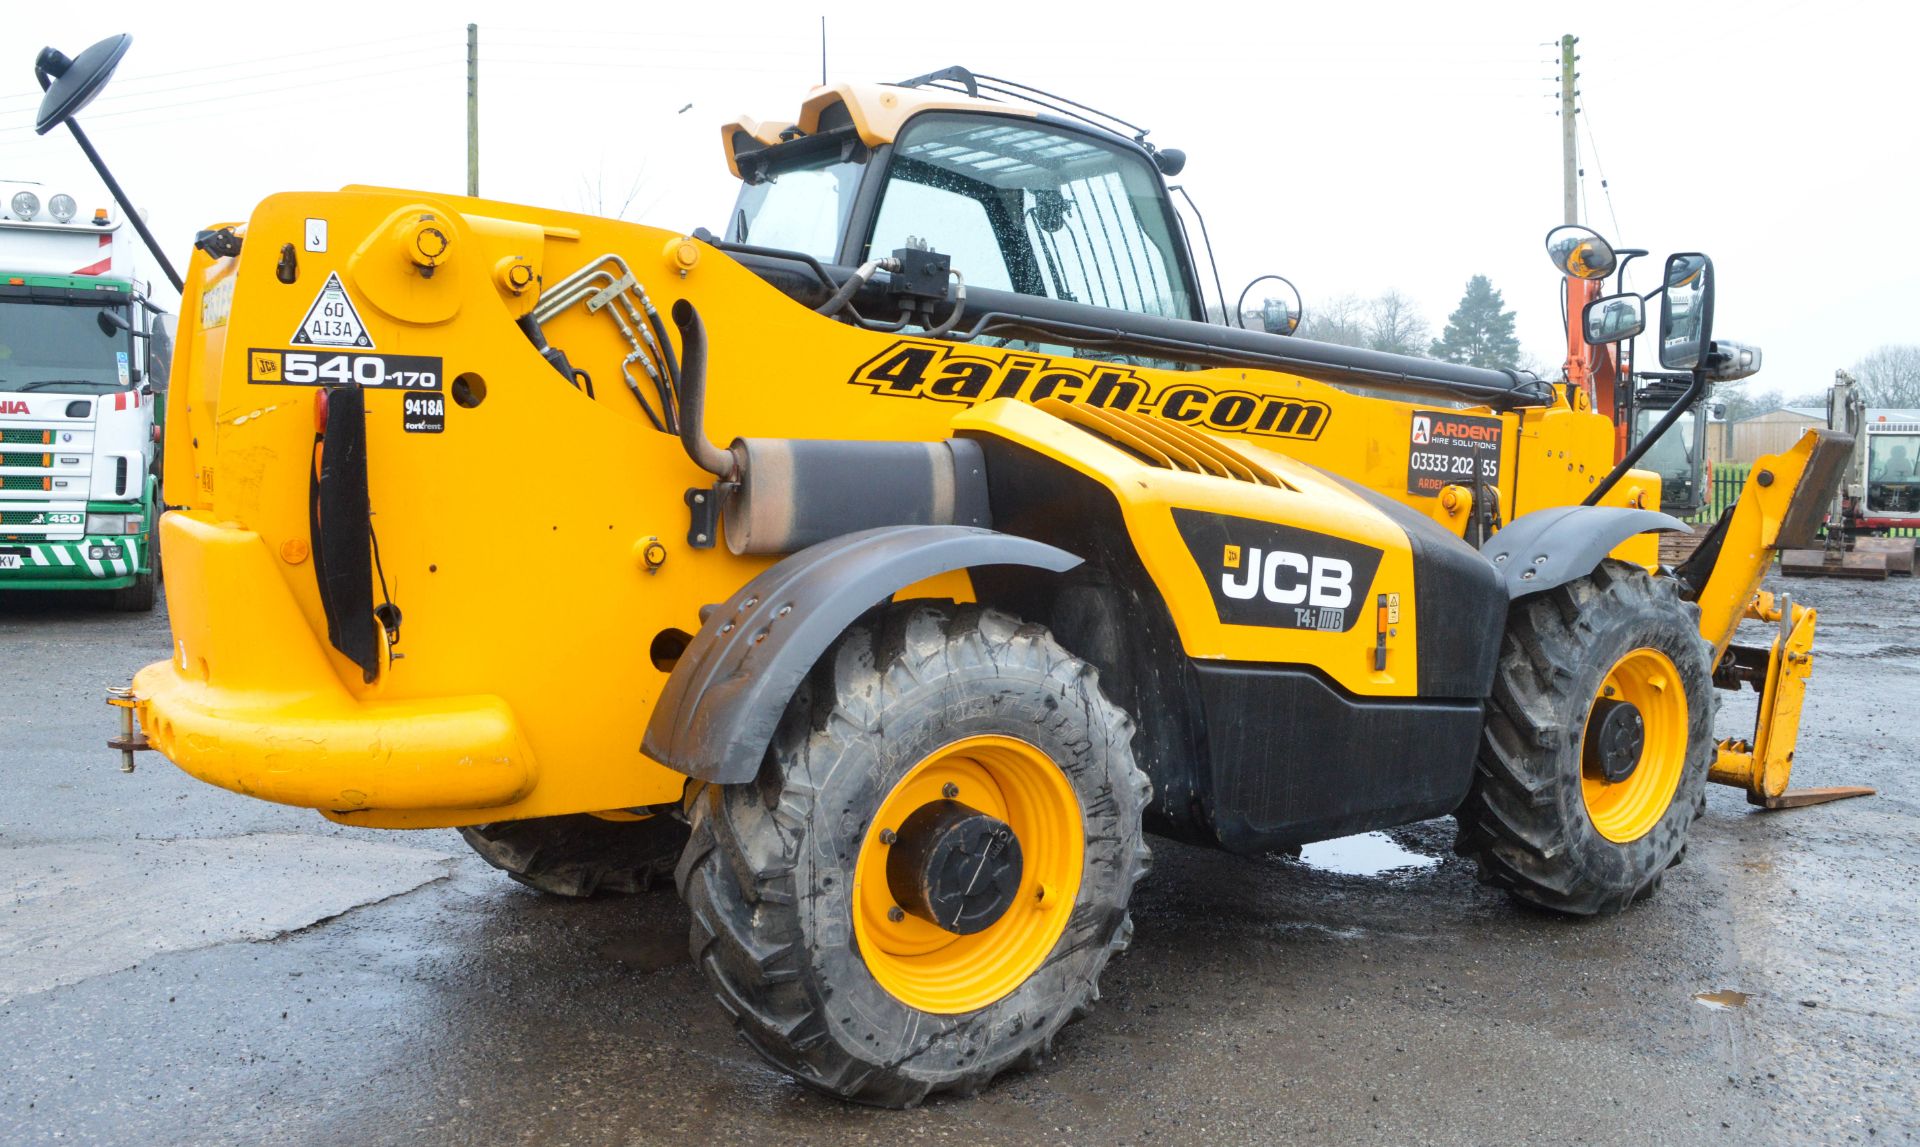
xmin=1 ymin=574 xmax=1915 ymax=1145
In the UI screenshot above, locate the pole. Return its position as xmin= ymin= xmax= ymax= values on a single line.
xmin=63 ymin=118 xmax=182 ymax=293
xmin=467 ymin=24 xmax=479 ymax=197
xmin=1560 ymin=34 xmax=1578 ymax=226
xmin=820 ymin=17 xmax=827 ymax=85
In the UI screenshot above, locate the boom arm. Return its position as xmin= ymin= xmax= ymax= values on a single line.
xmin=1676 ymin=428 xmax=1870 ymax=806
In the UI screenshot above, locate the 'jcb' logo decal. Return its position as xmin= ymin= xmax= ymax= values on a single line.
xmin=1171 ymin=508 xmax=1383 ymax=632
xmin=1221 ymin=544 xmax=1355 ymax=610
xmin=849 ymin=340 xmax=1331 ymax=441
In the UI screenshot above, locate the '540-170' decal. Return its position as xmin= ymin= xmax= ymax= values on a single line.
xmin=247 ymin=349 xmax=442 ymax=390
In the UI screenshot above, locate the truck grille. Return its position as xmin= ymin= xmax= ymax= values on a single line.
xmin=0 ymin=430 xmax=54 ymax=445
xmin=1 ymin=476 xmax=52 ymax=491
xmin=0 ymin=454 xmax=52 ymax=469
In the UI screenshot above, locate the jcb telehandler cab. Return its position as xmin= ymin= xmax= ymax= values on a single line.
xmin=47 ymin=39 xmax=1858 ymax=1105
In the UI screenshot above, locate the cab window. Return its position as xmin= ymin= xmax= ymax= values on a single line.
xmin=864 ymin=113 xmax=1198 ymax=320
xmin=1866 ymin=432 xmax=1920 ymax=514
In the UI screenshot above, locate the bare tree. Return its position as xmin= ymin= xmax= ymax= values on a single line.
xmin=1849 ymin=345 xmax=1920 ymax=407
xmin=1715 ymin=385 xmax=1785 ymax=423
xmin=576 ymin=163 xmax=648 ymax=221
xmin=1365 ymin=290 xmax=1429 ymax=357
xmin=1296 ymin=293 xmax=1369 ymax=348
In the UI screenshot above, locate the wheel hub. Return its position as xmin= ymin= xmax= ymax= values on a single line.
xmin=1585 ymin=696 xmax=1646 ymax=784
xmin=886 ymin=799 xmax=1025 ymax=935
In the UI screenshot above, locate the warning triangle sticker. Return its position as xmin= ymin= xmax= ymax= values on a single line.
xmin=291 ymin=271 xmax=375 ymax=348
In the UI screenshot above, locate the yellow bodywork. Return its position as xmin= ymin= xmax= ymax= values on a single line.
xmin=1688 ymin=429 xmax=1862 ymax=805
xmin=133 ymin=182 xmax=1661 ymax=830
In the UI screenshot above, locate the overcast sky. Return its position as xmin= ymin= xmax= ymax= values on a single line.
xmin=4 ymin=0 xmax=1907 ymax=397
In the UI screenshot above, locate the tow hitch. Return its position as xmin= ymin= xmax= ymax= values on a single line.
xmin=105 ymin=684 xmax=149 ymax=773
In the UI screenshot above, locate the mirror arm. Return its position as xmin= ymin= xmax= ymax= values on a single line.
xmin=1583 ymin=367 xmax=1705 ymax=506
xmin=61 ymin=117 xmax=183 ymax=294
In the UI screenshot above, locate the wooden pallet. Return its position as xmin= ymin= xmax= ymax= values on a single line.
xmin=1780 ymin=548 xmax=1890 ymax=579
xmin=1852 ymin=536 xmax=1917 ymax=576
xmin=1659 ymin=526 xmax=1706 ymax=568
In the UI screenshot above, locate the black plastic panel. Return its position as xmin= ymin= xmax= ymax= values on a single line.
xmin=1194 ymin=663 xmax=1483 ymax=853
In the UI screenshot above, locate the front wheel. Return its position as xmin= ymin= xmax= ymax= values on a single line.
xmin=1454 ymin=561 xmax=1714 ymax=915
xmin=678 ymin=602 xmax=1151 ymax=1107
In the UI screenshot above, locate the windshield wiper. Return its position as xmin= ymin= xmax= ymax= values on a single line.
xmin=11 ymin=379 xmax=117 ymax=392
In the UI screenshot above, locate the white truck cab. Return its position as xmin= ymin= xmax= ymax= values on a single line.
xmin=0 ymin=180 xmax=168 ymax=609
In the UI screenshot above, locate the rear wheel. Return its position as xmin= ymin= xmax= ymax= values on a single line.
xmin=459 ymin=813 xmax=690 ymax=897
xmin=677 ymin=602 xmax=1151 ymax=1107
xmin=1454 ymin=561 xmax=1713 ymax=915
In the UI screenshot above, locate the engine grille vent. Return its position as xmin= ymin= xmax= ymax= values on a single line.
xmin=1035 ymin=398 xmax=1284 ymax=488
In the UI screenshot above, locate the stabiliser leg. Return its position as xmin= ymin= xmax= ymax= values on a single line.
xmin=1706 ymin=591 xmax=1875 ymax=809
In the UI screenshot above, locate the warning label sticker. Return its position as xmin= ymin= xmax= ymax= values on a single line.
xmin=292 ymin=271 xmax=374 ymax=348
xmin=1406 ymin=410 xmax=1503 ymax=496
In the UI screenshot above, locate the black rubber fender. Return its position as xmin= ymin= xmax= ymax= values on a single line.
xmin=642 ymin=525 xmax=1082 ymax=784
xmin=1481 ymin=505 xmax=1687 ymax=599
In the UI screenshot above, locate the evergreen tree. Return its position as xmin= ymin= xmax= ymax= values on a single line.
xmin=1429 ymin=275 xmax=1520 ymax=368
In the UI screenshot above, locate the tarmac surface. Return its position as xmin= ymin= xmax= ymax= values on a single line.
xmin=2 ymin=575 xmax=1915 ymax=1145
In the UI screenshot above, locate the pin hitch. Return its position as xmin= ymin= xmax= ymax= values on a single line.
xmin=105 ymin=685 xmax=149 ymax=773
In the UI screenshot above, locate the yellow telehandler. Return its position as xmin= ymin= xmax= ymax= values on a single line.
xmin=40 ymin=40 xmax=1856 ymax=1104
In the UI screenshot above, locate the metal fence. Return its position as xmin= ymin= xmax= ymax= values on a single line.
xmin=1686 ymin=462 xmax=1920 ymax=537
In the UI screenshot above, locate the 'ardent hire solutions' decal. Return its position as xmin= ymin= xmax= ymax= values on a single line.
xmin=248 ymin=349 xmax=442 ymax=390
xmin=291 ymin=271 xmax=374 ymax=348
xmin=1171 ymin=507 xmax=1382 ymax=632
xmin=849 ymin=340 xmax=1331 ymax=441
xmin=1406 ymin=409 xmax=1503 ymax=496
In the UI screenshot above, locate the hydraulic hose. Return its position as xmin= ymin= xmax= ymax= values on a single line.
xmin=671 ymin=299 xmax=735 ymax=479
xmin=923 ymin=271 xmax=969 ymax=338
xmin=816 ymin=257 xmax=898 ymax=319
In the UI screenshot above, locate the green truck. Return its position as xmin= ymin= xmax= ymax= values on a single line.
xmin=0 ymin=180 xmax=168 ymax=609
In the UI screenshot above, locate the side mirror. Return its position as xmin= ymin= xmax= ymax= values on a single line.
xmin=1235 ymin=274 xmax=1302 ymax=336
xmin=1581 ymin=292 xmax=1645 ymax=344
xmin=1545 ymin=224 xmax=1617 ymax=280
xmin=1659 ymin=253 xmax=1714 ymax=370
xmin=96 ymin=308 xmax=148 ymax=339
xmin=34 ymin=34 xmax=131 ymax=135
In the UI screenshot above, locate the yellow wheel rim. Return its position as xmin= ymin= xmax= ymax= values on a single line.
xmin=1581 ymin=647 xmax=1688 ymax=843
xmin=851 ymin=735 xmax=1084 ymax=1014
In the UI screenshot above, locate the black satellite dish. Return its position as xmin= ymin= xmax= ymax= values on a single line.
xmin=28 ymin=34 xmax=182 ymax=293
xmin=34 ymin=34 xmax=131 ymax=136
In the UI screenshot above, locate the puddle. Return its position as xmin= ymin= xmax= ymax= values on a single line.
xmin=1297 ymin=832 xmax=1439 ymax=877
xmin=1693 ymin=989 xmax=1751 ymax=1010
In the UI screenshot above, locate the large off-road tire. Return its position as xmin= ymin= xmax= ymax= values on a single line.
xmin=677 ymin=602 xmax=1151 ymax=1107
xmin=459 ymin=813 xmax=690 ymax=897
xmin=1454 ymin=560 xmax=1714 ymax=915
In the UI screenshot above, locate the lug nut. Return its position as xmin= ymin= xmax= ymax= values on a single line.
xmin=942 ymin=782 xmax=959 ymax=799
xmin=887 ymin=906 xmax=905 ymax=923
xmin=879 ymin=828 xmax=897 ymax=845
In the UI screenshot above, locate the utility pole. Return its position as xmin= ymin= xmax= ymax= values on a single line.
xmin=1560 ymin=33 xmax=1578 ymax=225
xmin=467 ymin=23 xmax=479 ymax=197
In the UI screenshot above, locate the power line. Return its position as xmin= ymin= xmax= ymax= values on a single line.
xmin=0 ymin=45 xmax=456 ymax=111
xmin=0 ymin=65 xmax=458 ymax=139
xmin=1579 ymin=101 xmax=1625 ymax=241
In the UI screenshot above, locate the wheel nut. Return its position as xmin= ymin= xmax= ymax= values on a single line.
xmin=887 ymin=906 xmax=905 ymax=923
xmin=879 ymin=828 xmax=897 ymax=845
xmin=942 ymin=782 xmax=959 ymax=799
